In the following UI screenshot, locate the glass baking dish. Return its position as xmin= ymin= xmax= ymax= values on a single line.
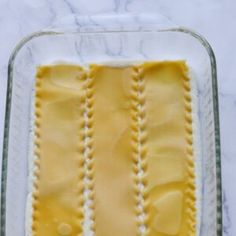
xmin=1 ymin=14 xmax=222 ymax=236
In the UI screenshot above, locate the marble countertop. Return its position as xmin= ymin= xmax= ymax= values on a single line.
xmin=0 ymin=0 xmax=235 ymax=235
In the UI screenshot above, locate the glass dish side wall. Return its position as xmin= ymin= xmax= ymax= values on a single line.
xmin=1 ymin=28 xmax=222 ymax=236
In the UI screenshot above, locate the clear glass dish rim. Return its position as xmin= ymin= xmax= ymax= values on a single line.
xmin=1 ymin=26 xmax=222 ymax=236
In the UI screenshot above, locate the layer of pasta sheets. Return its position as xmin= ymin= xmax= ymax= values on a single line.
xmin=31 ymin=61 xmax=196 ymax=236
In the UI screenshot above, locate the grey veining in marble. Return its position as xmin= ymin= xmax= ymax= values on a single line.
xmin=0 ymin=0 xmax=235 ymax=235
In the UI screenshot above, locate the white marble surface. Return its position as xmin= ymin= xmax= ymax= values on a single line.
xmin=0 ymin=0 xmax=235 ymax=235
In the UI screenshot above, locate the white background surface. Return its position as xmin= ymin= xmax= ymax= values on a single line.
xmin=0 ymin=1 xmax=235 ymax=235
